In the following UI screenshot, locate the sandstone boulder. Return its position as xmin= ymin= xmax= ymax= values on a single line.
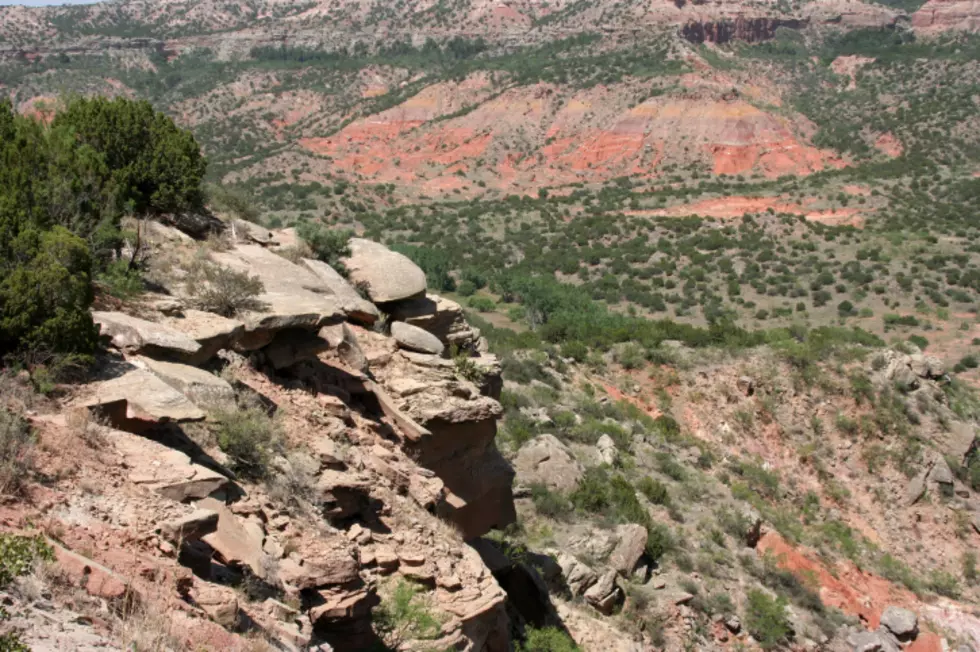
xmin=597 ymin=434 xmax=617 ymax=466
xmin=390 ymin=321 xmax=445 ymax=355
xmin=584 ymin=570 xmax=622 ymax=615
xmin=848 ymin=630 xmax=900 ymax=652
xmin=159 ymin=509 xmax=219 ymax=543
xmin=302 ymin=258 xmax=380 ymax=326
xmin=113 ymin=427 xmax=229 ymax=501
xmin=162 ymin=310 xmax=244 ymax=364
xmin=93 ymin=311 xmax=202 ymax=360
xmin=608 ymin=524 xmax=648 ymax=576
xmin=514 ymin=434 xmax=583 ymax=492
xmin=195 ymin=586 xmax=240 ymax=628
xmin=557 ymin=553 xmax=597 ymax=596
xmin=910 ymin=353 xmax=945 ymax=380
xmin=137 ymin=357 xmax=236 ymax=410
xmin=342 ymin=238 xmax=426 ymax=304
xmin=387 ymin=294 xmax=479 ymax=347
xmin=209 ymin=245 xmax=344 ymax=349
xmin=879 ymin=606 xmax=918 ymax=641
xmin=159 ymin=212 xmax=224 ymax=239
xmin=75 ymin=368 xmax=206 ymax=423
xmin=197 ymin=497 xmax=267 ymax=578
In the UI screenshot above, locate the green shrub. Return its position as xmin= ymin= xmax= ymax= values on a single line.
xmin=745 ymin=589 xmax=792 ymax=650
xmin=0 ymin=410 xmax=34 ymax=497
xmin=0 ymin=227 xmax=99 ymax=363
xmin=519 ymin=626 xmax=581 ymax=652
xmin=96 ymin=259 xmax=144 ymax=299
xmin=529 ymin=483 xmax=572 ymax=518
xmin=561 ymin=341 xmax=588 ymax=362
xmin=0 ymin=533 xmax=53 ymax=588
xmin=373 ymin=579 xmax=441 ymax=649
xmin=184 ymin=253 xmax=264 ymax=317
xmin=457 ymin=280 xmax=477 ymax=297
xmin=637 ymin=476 xmax=670 ymax=505
xmin=468 ymin=296 xmax=496 ymax=312
xmin=646 ymin=523 xmax=674 ymax=562
xmin=297 ymin=222 xmax=353 ymax=274
xmin=211 ymin=405 xmax=280 ymax=479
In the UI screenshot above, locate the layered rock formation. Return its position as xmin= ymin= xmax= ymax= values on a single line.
xmin=15 ymin=219 xmax=517 ymax=651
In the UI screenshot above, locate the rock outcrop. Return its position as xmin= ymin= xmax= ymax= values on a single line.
xmin=514 ymin=434 xmax=584 ymax=492
xmin=342 ymin=238 xmax=427 ymax=304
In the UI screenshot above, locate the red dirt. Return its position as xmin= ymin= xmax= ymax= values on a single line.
xmin=757 ymin=531 xmax=917 ymax=628
xmin=874 ymin=132 xmax=904 ymax=157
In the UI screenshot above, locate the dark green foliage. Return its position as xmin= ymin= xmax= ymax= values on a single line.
xmin=51 ymin=96 xmax=206 ymax=216
xmin=745 ymin=589 xmax=793 ymax=650
xmin=0 ymin=96 xmax=207 ymax=363
xmin=637 ymin=476 xmax=670 ymax=505
xmin=211 ymin=405 xmax=280 ymax=479
xmin=391 ymin=244 xmax=456 ymax=292
xmin=297 ymin=222 xmax=353 ymax=273
xmin=0 ymin=533 xmax=53 ymax=589
xmin=518 ymin=626 xmax=581 ymax=652
xmin=529 ymin=483 xmax=572 ymax=519
xmin=0 ymin=226 xmax=99 ymax=362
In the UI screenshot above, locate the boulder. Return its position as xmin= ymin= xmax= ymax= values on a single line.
xmin=320 ymin=323 xmax=369 ymax=373
xmin=159 ymin=509 xmax=219 ymax=543
xmin=514 ymin=434 xmax=584 ymax=492
xmin=112 ymin=427 xmax=229 ymax=501
xmin=197 ymin=497 xmax=267 ymax=578
xmin=597 ymin=434 xmax=617 ymax=466
xmin=233 ymin=219 xmax=273 ymax=245
xmin=195 ymin=586 xmax=240 ymax=628
xmin=905 ymin=467 xmax=930 ymax=507
xmin=608 ymin=524 xmax=648 ymax=576
xmin=848 ymin=630 xmax=900 ymax=652
xmin=93 ymin=311 xmax=202 ymax=361
xmin=302 ymin=259 xmax=380 ymax=326
xmin=276 ymin=541 xmax=359 ymax=590
xmin=387 ymin=294 xmax=479 ymax=348
xmin=879 ymin=606 xmax=918 ymax=641
xmin=137 ymin=357 xmax=236 ymax=410
xmin=342 ymin=238 xmax=427 ymax=304
xmin=75 ymin=368 xmax=206 ymax=423
xmin=390 ymin=321 xmax=445 ymax=356
xmin=584 ymin=570 xmax=622 ymax=615
xmin=910 ymin=354 xmax=945 ymax=380
xmin=928 ymin=456 xmax=954 ymax=488
xmin=209 ymin=245 xmax=344 ymax=350
xmin=317 ymin=470 xmax=374 ymax=520
xmin=162 ymin=310 xmax=244 ymax=364
xmin=557 ymin=553 xmax=597 ymax=596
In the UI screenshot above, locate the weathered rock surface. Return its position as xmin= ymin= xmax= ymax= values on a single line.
xmin=597 ymin=433 xmax=617 ymax=466
xmin=93 ymin=311 xmax=202 ymax=360
xmin=390 ymin=321 xmax=445 ymax=355
xmin=112 ymin=427 xmax=229 ymax=501
xmin=342 ymin=238 xmax=427 ymax=304
xmin=388 ymin=294 xmax=479 ymax=348
xmin=557 ymin=553 xmax=597 ymax=596
xmin=880 ymin=606 xmax=918 ymax=641
xmin=136 ymin=356 xmax=236 ymax=409
xmin=74 ymin=368 xmax=206 ymax=423
xmin=608 ymin=524 xmax=648 ymax=576
xmin=162 ymin=310 xmax=245 ymax=364
xmin=210 ymin=244 xmax=344 ymax=349
xmin=302 ymin=258 xmax=380 ymax=326
xmin=514 ymin=434 xmax=583 ymax=492
xmin=584 ymin=569 xmax=622 ymax=615
xmin=159 ymin=509 xmax=219 ymax=543
xmin=197 ymin=497 xmax=268 ymax=579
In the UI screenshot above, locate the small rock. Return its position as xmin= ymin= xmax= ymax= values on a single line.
xmin=158 ymin=509 xmax=219 ymax=543
xmin=736 ymin=375 xmax=755 ymax=396
xmin=597 ymin=434 xmax=617 ymax=466
xmin=391 ymin=322 xmax=445 ymax=356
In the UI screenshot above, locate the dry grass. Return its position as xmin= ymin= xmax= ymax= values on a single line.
xmin=114 ymin=602 xmax=185 ymax=651
xmin=64 ymin=408 xmax=107 ymax=449
xmin=0 ymin=408 xmax=35 ymax=498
